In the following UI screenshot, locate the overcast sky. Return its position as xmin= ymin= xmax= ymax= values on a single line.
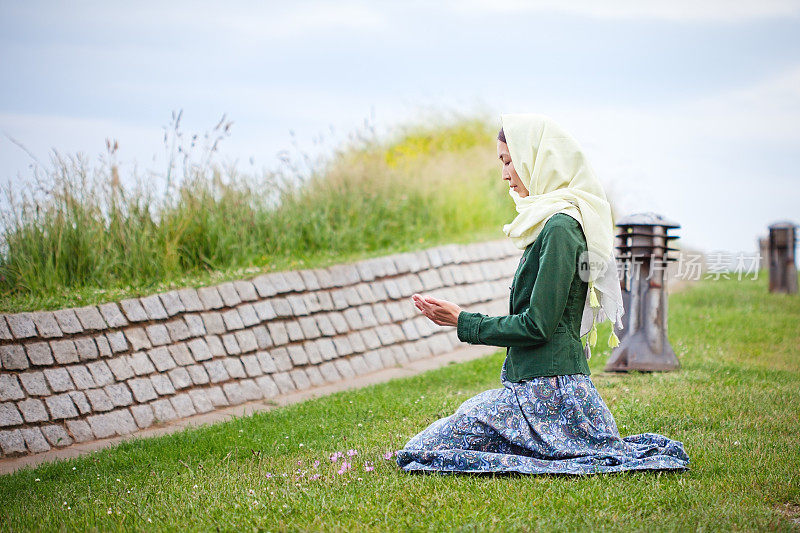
xmin=1 ymin=1 xmax=799 ymax=259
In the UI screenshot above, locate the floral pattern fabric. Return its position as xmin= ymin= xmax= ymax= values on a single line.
xmin=396 ymin=360 xmax=690 ymax=475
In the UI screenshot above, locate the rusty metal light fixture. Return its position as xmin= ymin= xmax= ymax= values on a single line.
xmin=605 ymin=212 xmax=681 ymax=372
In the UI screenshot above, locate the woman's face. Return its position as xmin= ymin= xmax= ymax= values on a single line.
xmin=497 ymin=140 xmax=529 ymax=197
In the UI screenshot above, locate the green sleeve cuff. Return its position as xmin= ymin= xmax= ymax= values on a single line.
xmin=457 ymin=311 xmax=483 ymax=344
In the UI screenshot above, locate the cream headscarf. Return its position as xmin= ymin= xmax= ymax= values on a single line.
xmin=500 ymin=113 xmax=624 ymax=358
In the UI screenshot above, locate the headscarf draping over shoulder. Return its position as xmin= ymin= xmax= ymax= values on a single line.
xmin=500 ymin=113 xmax=624 ymax=357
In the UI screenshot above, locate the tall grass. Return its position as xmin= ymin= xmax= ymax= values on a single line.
xmin=0 ymin=111 xmax=512 ymax=312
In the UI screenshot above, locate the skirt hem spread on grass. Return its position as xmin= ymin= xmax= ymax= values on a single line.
xmin=396 ymin=359 xmax=690 ymax=475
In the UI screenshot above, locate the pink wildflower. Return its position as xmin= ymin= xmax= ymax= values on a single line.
xmin=347 ymin=449 xmax=358 ymax=456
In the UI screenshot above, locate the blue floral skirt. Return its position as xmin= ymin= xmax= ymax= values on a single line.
xmin=396 ymin=359 xmax=690 ymax=475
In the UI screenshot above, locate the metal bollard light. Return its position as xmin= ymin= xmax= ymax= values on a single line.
xmin=767 ymin=221 xmax=798 ymax=294
xmin=605 ymin=212 xmax=681 ymax=372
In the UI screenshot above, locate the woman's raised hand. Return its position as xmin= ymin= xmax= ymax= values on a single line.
xmin=411 ymin=293 xmax=462 ymax=327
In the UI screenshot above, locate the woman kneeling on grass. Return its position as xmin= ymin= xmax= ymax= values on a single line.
xmin=396 ymin=113 xmax=690 ymax=475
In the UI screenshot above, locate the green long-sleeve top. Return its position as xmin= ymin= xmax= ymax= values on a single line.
xmin=456 ymin=213 xmax=590 ymax=382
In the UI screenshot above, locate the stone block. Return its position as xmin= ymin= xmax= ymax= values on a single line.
xmin=253 ymin=300 xmax=276 ymax=321
xmin=129 ymin=351 xmax=156 ymax=375
xmin=286 ymin=321 xmax=304 ymax=342
xmin=305 ymin=366 xmax=325 ymax=387
xmin=233 ymin=280 xmax=258 ymax=301
xmin=168 ymin=343 xmax=194 ymax=366
xmin=221 ymin=309 xmax=245 ymax=331
xmin=271 ymin=297 xmax=293 ymax=318
xmin=240 ymin=354 xmax=263 ymax=377
xmin=67 ymin=365 xmax=97 ymax=390
xmin=6 ymin=313 xmax=36 ymax=339
xmin=222 ymin=358 xmax=246 ymax=379
xmin=255 ymin=375 xmax=279 ymax=398
xmin=187 ymin=338 xmax=212 ymax=361
xmin=24 ymin=341 xmax=53 ymax=366
xmin=105 ymin=383 xmax=133 ymax=407
xmin=217 ymin=281 xmax=241 ymax=307
xmin=221 ymin=333 xmax=241 ymax=355
xmin=150 ymin=374 xmax=175 ymax=396
xmin=31 ymin=311 xmax=62 ymax=338
xmin=0 ymin=429 xmax=25 ymax=454
xmin=74 ymin=305 xmax=107 ymax=330
xmin=50 ymin=339 xmax=79 ymax=364
xmin=349 ymin=355 xmax=370 ymax=375
xmin=348 ymin=331 xmax=366 ymax=353
xmin=252 ymin=274 xmax=277 ymax=298
xmin=147 ymin=346 xmax=176 ymax=372
xmin=43 ymin=367 xmax=74 ymax=392
xmin=222 ymin=382 xmax=246 ymax=405
xmin=17 ymin=398 xmax=48 ymax=423
xmin=289 ymin=369 xmax=311 ymax=390
xmin=237 ymin=304 xmax=260 ymax=328
xmin=201 ymin=312 xmax=225 ymax=335
xmin=177 ymin=288 xmax=204 ymax=312
xmin=65 ymin=419 xmax=93 ymax=442
xmin=44 ymin=394 xmax=78 ymax=420
xmin=270 ymin=347 xmax=292 ymax=371
xmin=187 ymin=389 xmax=214 ymax=413
xmin=145 ymin=324 xmax=170 ymax=346
xmin=170 ymin=393 xmax=196 ymax=417
xmin=85 ymin=388 xmax=114 ymax=412
xmin=69 ymin=391 xmax=92 ymax=415
xmin=252 ymin=325 xmax=273 ymax=349
xmin=159 ymin=290 xmax=185 ymax=316
xmin=151 ymin=399 xmax=178 ymax=422
xmin=360 ymin=329 xmax=382 ymax=350
xmin=125 ymin=327 xmax=152 ymax=352
xmin=239 ymin=379 xmax=263 ymax=401
xmin=266 ymin=322 xmax=289 ymax=346
xmin=333 ymin=359 xmax=356 ymax=379
xmin=98 ymin=302 xmax=128 ymax=328
xmin=53 ymin=309 xmax=83 ymax=334
xmin=271 ymin=372 xmax=296 ymax=394
xmin=0 ymin=375 xmax=24 ymax=401
xmin=197 ymin=286 xmax=224 ymax=310
xmin=184 ymin=314 xmax=206 ymax=337
xmin=110 ymin=409 xmax=138 ymax=435
xmin=19 ymin=371 xmax=49 ymax=396
xmin=130 ymin=404 xmax=155 ymax=429
xmin=41 ymin=424 xmax=73 ymax=447
xmin=128 ymin=377 xmax=158 ymax=403
xmin=302 ymin=292 xmax=322 ymax=314
xmin=359 ymin=304 xmax=380 ymax=326
xmin=303 ymin=340 xmax=322 ymax=364
xmin=255 ymin=351 xmax=277 ymax=373
xmin=166 ymin=319 xmax=191 ymax=342
xmin=312 ymin=313 xmax=336 ymax=337
xmin=95 ymin=335 xmax=112 ymax=357
xmin=328 ymin=312 xmax=349 ymax=334
xmin=363 ymin=350 xmax=384 ymax=372
xmin=21 ymin=427 xmax=50 ymax=453
xmin=86 ymin=413 xmax=116 ymax=439
xmin=86 ymin=361 xmax=114 ymax=387
xmin=74 ymin=337 xmax=100 ymax=361
xmin=205 ymin=335 xmax=226 ymax=357
xmin=333 ymin=336 xmax=354 ymax=357
xmin=187 ymin=364 xmax=209 ymax=385
xmin=119 ymin=298 xmax=149 ymax=322
xmin=284 ymin=344 xmax=306 ymax=366
xmin=140 ymin=294 xmax=168 ymax=321
xmin=299 ymin=270 xmax=321 ymax=291
xmin=168 ymin=367 xmax=192 ymax=390
xmin=318 ymin=361 xmax=342 ymax=383
xmin=317 ymin=338 xmax=337 ymax=361
xmin=107 ymin=356 xmax=135 ymax=381
xmin=205 ymin=386 xmax=228 ymax=407
xmin=204 ymin=360 xmax=230 ymax=383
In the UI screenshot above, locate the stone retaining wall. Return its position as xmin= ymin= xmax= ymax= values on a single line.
xmin=0 ymin=240 xmax=521 ymax=458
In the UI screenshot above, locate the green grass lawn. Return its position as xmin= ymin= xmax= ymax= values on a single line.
xmin=1 ymin=273 xmax=799 ymax=531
